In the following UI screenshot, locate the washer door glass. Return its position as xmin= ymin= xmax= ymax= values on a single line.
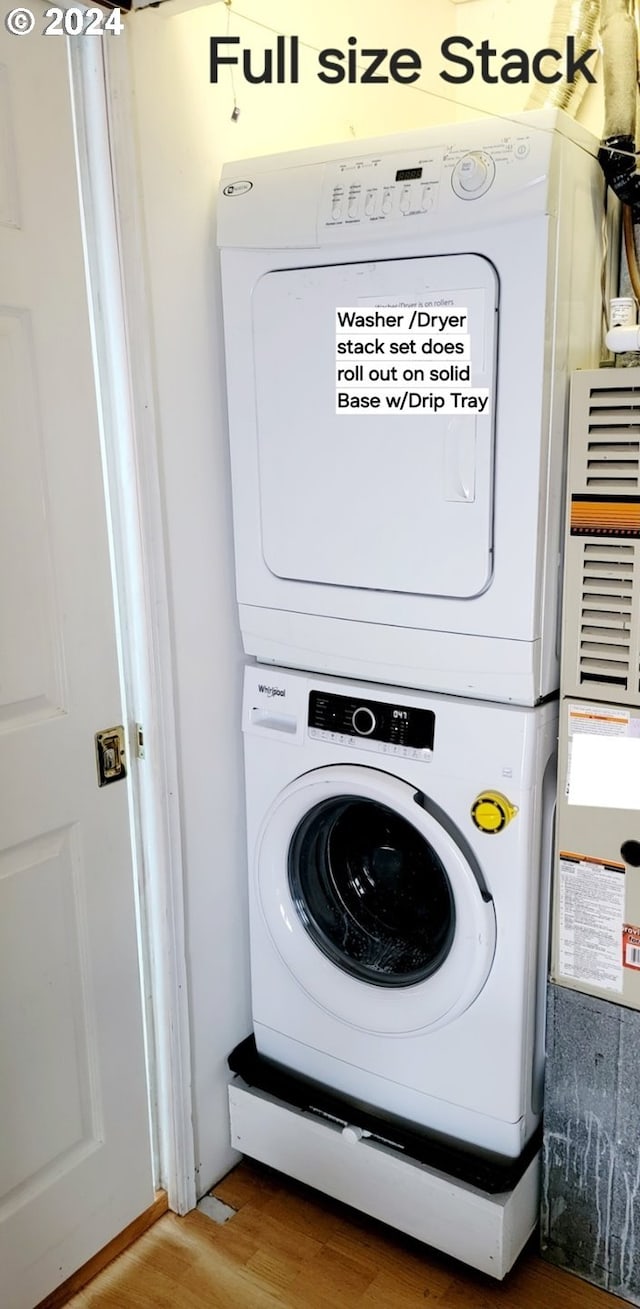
xmin=289 ymin=796 xmax=455 ymax=987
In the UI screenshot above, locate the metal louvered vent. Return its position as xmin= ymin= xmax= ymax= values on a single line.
xmin=579 ymin=542 xmax=633 ymax=689
xmin=563 ymin=369 xmax=640 ymax=706
xmin=586 ymin=387 xmax=640 ymax=488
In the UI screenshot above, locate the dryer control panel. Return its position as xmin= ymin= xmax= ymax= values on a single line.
xmin=218 ymin=112 xmax=597 ymax=250
xmin=320 ymin=134 xmax=533 ymax=232
xmin=308 ymin=690 xmax=434 ymax=758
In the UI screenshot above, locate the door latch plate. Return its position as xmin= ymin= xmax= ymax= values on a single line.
xmin=95 ymin=726 xmax=127 ymax=787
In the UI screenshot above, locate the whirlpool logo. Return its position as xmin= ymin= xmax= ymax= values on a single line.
xmin=257 ymin=684 xmax=286 ymax=698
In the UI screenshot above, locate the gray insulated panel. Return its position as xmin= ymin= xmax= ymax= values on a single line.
xmin=542 ymin=983 xmax=640 ymax=1302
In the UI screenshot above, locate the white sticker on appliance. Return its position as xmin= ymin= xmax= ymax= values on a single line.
xmin=565 ymin=703 xmax=631 ymax=799
xmin=337 ymin=288 xmax=491 ymax=416
xmin=568 ymin=734 xmax=640 ymax=809
xmin=557 ymin=852 xmax=625 ymax=992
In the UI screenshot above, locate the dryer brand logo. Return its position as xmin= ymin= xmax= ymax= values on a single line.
xmin=257 ymin=684 xmax=286 ymax=698
xmin=223 ymin=181 xmax=253 ymax=197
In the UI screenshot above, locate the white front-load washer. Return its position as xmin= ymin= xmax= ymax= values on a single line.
xmin=219 ymin=109 xmax=606 ymax=705
xmin=242 ymin=664 xmax=557 ymax=1161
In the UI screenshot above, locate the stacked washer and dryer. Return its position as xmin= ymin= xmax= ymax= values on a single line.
xmin=217 ymin=109 xmax=606 ymax=1275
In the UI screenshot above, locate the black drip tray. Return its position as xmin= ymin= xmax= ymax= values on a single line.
xmin=228 ymin=1034 xmax=540 ymax=1196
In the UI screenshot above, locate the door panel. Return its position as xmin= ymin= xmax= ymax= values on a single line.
xmin=253 ymin=254 xmax=497 ymax=598
xmin=0 ymin=828 xmax=98 ymax=1198
xmin=0 ymin=307 xmax=65 ymax=727
xmin=0 ymin=17 xmax=154 ymax=1308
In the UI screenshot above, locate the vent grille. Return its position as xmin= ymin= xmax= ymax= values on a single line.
xmin=564 ymin=370 xmax=640 ymax=705
xmin=579 ymin=542 xmax=633 ymax=688
xmin=586 ymin=387 xmax=640 ymax=488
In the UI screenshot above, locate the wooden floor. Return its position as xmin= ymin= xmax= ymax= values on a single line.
xmin=65 ymin=1160 xmax=618 ymax=1308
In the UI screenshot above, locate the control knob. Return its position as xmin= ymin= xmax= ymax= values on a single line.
xmin=352 ymin=706 xmax=376 ymax=737
xmin=451 ymin=151 xmax=496 ymax=200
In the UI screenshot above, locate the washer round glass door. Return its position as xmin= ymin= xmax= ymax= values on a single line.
xmin=288 ymin=795 xmax=455 ymax=987
xmin=256 ymin=765 xmax=496 ymax=1035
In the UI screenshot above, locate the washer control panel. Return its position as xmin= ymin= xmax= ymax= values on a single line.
xmin=308 ymin=690 xmax=435 ymax=758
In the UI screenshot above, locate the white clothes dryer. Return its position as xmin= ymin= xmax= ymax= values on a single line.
xmin=242 ymin=664 xmax=557 ymax=1161
xmin=219 ymin=109 xmax=606 ymax=705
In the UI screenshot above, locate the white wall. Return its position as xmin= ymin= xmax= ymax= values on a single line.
xmin=125 ymin=0 xmax=606 ymax=1196
xmin=445 ymin=0 xmax=603 ymax=131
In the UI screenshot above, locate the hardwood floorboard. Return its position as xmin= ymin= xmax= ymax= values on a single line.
xmin=63 ymin=1160 xmax=619 ymax=1308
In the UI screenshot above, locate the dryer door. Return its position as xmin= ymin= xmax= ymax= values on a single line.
xmin=252 ymin=253 xmax=497 ymax=599
xmin=256 ymin=765 xmax=496 ymax=1035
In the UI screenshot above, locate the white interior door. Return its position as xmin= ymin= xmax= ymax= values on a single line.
xmin=0 ymin=18 xmax=154 ymax=1309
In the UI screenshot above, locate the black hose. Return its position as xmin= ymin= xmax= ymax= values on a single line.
xmin=599 ymin=133 xmax=640 ymax=218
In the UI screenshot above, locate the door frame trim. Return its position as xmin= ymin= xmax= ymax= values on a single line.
xmin=69 ymin=36 xmax=196 ymax=1214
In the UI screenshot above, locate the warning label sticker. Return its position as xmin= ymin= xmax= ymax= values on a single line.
xmin=567 ymin=704 xmax=631 ymax=737
xmin=565 ymin=703 xmax=631 ymax=799
xmin=558 ymin=851 xmax=625 ymax=993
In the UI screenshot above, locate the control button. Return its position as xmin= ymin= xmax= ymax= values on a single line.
xmin=459 ymin=154 xmax=488 ymax=191
xmin=514 ymin=139 xmax=530 ymax=158
xmin=352 ymin=705 xmax=376 ymax=736
xmin=364 ymin=189 xmax=377 ymax=216
xmin=421 ymin=186 xmax=433 ymax=212
xmin=471 ymin=790 xmax=518 ymax=834
xmin=331 ymin=199 xmax=343 ymax=221
xmin=399 ymin=186 xmax=412 ymax=214
xmin=451 ymin=151 xmax=496 ymax=200
xmin=347 ymin=195 xmax=360 ymax=219
xmin=381 ymin=190 xmax=393 ymax=216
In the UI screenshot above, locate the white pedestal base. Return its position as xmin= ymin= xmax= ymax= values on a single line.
xmin=229 ymin=1077 xmax=540 ymax=1279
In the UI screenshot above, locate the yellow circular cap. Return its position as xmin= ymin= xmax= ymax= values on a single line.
xmin=471 ymin=791 xmax=519 ymax=834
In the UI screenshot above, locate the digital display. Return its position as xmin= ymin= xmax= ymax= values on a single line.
xmin=395 ymin=166 xmax=422 ymax=181
xmin=309 ymin=691 xmax=435 ymax=750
